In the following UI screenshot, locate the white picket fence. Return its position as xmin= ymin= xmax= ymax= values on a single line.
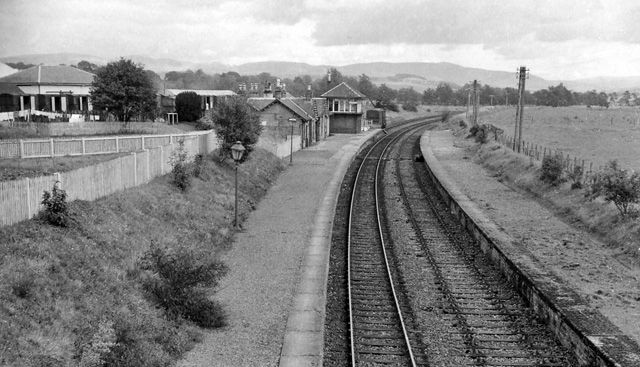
xmin=0 ymin=132 xmax=213 ymax=226
xmin=0 ymin=130 xmax=214 ymax=159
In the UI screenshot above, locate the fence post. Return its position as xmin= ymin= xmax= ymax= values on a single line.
xmin=116 ymin=137 xmax=120 ymax=153
xmin=141 ymin=136 xmax=146 ymax=150
xmin=146 ymin=149 xmax=150 ymax=182
xmin=82 ymin=138 xmax=86 ymax=155
xmin=26 ymin=177 xmax=31 ymax=218
xmin=160 ymin=145 xmax=164 ymax=175
xmin=50 ymin=138 xmax=55 ymax=157
xmin=19 ymin=139 xmax=24 ymax=158
xmin=133 ymin=152 xmax=138 ymax=186
xmin=55 ymin=172 xmax=62 ymax=189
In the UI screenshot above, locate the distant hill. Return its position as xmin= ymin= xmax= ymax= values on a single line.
xmin=2 ymin=53 xmax=638 ymax=92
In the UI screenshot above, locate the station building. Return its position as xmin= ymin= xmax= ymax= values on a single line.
xmin=0 ymin=65 xmax=94 ymax=113
xmin=321 ymin=82 xmax=366 ymax=134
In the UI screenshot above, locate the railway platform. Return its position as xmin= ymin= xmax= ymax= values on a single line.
xmin=177 ymin=130 xmax=380 ymax=367
xmin=421 ymin=128 xmax=640 ymax=366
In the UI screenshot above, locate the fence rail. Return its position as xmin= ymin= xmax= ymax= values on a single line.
xmin=496 ymin=133 xmax=596 ymax=176
xmin=0 ymin=130 xmax=214 ymax=159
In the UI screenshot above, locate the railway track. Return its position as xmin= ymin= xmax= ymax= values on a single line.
xmin=324 ymin=117 xmax=576 ymax=366
xmin=346 ymin=118 xmax=441 ymax=366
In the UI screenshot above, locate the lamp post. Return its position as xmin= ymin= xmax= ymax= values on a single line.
xmin=231 ymin=141 xmax=245 ymax=228
xmin=288 ymin=118 xmax=296 ymax=165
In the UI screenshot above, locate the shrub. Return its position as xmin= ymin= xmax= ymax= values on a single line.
xmin=586 ymin=160 xmax=640 ymax=216
xmin=192 ymin=154 xmax=204 ymax=178
xmin=10 ymin=272 xmax=35 ymax=299
xmin=540 ymin=154 xmax=564 ymax=186
xmin=138 ymin=244 xmax=228 ymax=328
xmin=402 ymin=102 xmax=418 ymax=112
xmin=79 ymin=320 xmax=117 ymax=367
xmin=467 ymin=124 xmax=488 ymax=144
xmin=211 ymin=97 xmax=263 ymax=162
xmin=41 ymin=183 xmax=70 ymax=227
xmin=568 ymin=165 xmax=583 ymax=189
xmin=175 ymin=91 xmax=202 ymax=122
xmin=170 ymin=140 xmax=191 ymax=191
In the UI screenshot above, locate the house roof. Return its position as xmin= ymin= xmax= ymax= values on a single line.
xmin=247 ymin=97 xmax=317 ymax=121
xmin=320 ymin=82 xmax=365 ymax=99
xmin=0 ymin=65 xmax=95 ymax=85
xmin=164 ymin=89 xmax=236 ymax=97
xmin=246 ymin=97 xmax=275 ymax=111
xmin=0 ymin=83 xmax=24 ymax=95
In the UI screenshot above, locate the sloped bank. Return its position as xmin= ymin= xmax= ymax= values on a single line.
xmin=420 ymin=131 xmax=640 ymax=366
xmin=0 ymin=148 xmax=284 ymax=366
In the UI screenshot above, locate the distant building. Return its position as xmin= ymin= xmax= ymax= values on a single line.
xmin=159 ymin=89 xmax=236 ymax=114
xmin=321 ymin=82 xmax=366 ymax=134
xmin=0 ymin=65 xmax=94 ymax=113
xmin=247 ymin=82 xmax=329 ymax=148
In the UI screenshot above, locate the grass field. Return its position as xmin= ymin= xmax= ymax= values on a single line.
xmin=0 ymin=148 xmax=285 ymax=366
xmin=480 ymin=106 xmax=640 ymax=171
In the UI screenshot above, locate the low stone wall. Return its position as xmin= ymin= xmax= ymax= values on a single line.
xmin=420 ymin=131 xmax=640 ymax=366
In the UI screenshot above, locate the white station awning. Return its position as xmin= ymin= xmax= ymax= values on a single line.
xmin=18 ymin=85 xmax=91 ymax=96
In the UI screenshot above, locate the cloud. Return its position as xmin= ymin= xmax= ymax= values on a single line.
xmin=308 ymin=0 xmax=640 ymax=51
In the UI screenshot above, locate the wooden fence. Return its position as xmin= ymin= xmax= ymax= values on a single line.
xmin=0 ymin=130 xmax=215 ymax=159
xmin=497 ymin=133 xmax=596 ymax=176
xmin=0 ymin=133 xmax=210 ymax=227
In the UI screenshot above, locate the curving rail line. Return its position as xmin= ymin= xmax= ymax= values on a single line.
xmin=346 ymin=116 xmax=441 ymax=366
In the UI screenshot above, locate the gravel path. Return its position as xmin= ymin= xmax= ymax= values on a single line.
xmin=427 ymin=129 xmax=640 ymax=345
xmin=177 ymin=133 xmax=375 ymax=367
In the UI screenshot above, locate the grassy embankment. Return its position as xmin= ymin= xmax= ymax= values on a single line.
xmin=0 ymin=148 xmax=285 ymax=366
xmin=453 ymin=106 xmax=640 ymax=261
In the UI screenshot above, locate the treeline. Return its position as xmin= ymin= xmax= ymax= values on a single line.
xmin=421 ymin=82 xmax=613 ymax=108
xmin=22 ymin=58 xmax=636 ymax=110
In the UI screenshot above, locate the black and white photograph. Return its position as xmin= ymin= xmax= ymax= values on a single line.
xmin=0 ymin=1 xmax=639 ymax=366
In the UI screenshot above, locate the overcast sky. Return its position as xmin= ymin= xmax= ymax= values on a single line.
xmin=1 ymin=0 xmax=639 ymax=80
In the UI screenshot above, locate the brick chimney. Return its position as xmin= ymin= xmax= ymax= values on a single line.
xmin=305 ymin=85 xmax=312 ymax=101
xmin=263 ymin=82 xmax=273 ymax=98
xmin=274 ymin=79 xmax=282 ymax=99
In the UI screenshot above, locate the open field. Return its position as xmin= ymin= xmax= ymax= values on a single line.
xmin=0 ymin=148 xmax=285 ymax=366
xmin=386 ymin=105 xmax=461 ymax=124
xmin=480 ymin=106 xmax=640 ymax=171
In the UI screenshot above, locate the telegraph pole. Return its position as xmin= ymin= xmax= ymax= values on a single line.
xmin=513 ymin=66 xmax=528 ymax=152
xmin=472 ymin=80 xmax=479 ymax=126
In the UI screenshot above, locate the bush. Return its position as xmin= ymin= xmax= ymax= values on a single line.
xmin=192 ymin=154 xmax=204 ymax=178
xmin=170 ymin=140 xmax=191 ymax=191
xmin=540 ymin=154 xmax=564 ymax=186
xmin=41 ymin=183 xmax=70 ymax=227
xmin=467 ymin=124 xmax=489 ymax=144
xmin=175 ymin=91 xmax=201 ymax=122
xmin=211 ymin=97 xmax=263 ymax=162
xmin=568 ymin=165 xmax=583 ymax=189
xmin=138 ymin=244 xmax=228 ymax=328
xmin=402 ymin=102 xmax=418 ymax=112
xmin=586 ymin=160 xmax=640 ymax=216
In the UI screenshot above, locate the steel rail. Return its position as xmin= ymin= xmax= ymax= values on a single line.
xmin=347 ymin=116 xmax=440 ymax=366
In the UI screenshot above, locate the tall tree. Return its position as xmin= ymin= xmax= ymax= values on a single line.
xmin=211 ymin=97 xmax=263 ymax=161
xmin=90 ymin=58 xmax=156 ymax=122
